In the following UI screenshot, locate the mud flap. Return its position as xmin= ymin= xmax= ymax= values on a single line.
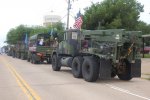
xmin=99 ymin=59 xmax=111 ymax=79
xmin=131 ymin=59 xmax=141 ymax=77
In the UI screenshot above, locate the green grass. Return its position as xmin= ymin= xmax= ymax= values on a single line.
xmin=141 ymin=76 xmax=150 ymax=80
xmin=142 ymin=77 xmax=150 ymax=80
xmin=141 ymin=73 xmax=150 ymax=80
xmin=144 ymin=54 xmax=150 ymax=58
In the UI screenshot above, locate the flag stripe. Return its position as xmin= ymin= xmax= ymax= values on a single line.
xmin=73 ymin=12 xmax=83 ymax=29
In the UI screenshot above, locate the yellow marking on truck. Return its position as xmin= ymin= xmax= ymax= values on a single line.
xmin=1 ymin=58 xmax=41 ymax=100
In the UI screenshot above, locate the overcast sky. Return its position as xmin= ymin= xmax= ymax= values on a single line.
xmin=0 ymin=0 xmax=149 ymax=47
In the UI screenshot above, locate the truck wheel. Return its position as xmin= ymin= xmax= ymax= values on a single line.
xmin=52 ymin=54 xmax=61 ymax=71
xmin=117 ymin=59 xmax=132 ymax=80
xmin=30 ymin=55 xmax=32 ymax=63
xmin=27 ymin=58 xmax=30 ymax=62
xmin=32 ymin=54 xmax=38 ymax=64
xmin=17 ymin=53 xmax=21 ymax=59
xmin=21 ymin=53 xmax=24 ymax=60
xmin=82 ymin=57 xmax=99 ymax=82
xmin=111 ymin=72 xmax=116 ymax=78
xmin=72 ymin=57 xmax=83 ymax=78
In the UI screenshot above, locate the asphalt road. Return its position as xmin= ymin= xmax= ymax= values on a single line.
xmin=0 ymin=54 xmax=150 ymax=100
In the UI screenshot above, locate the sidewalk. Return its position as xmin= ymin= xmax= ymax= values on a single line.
xmin=141 ymin=58 xmax=150 ymax=80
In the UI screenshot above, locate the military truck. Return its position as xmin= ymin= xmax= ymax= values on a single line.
xmin=27 ymin=33 xmax=56 ymax=64
xmin=15 ymin=41 xmax=28 ymax=60
xmin=51 ymin=29 xmax=142 ymax=82
xmin=6 ymin=45 xmax=14 ymax=56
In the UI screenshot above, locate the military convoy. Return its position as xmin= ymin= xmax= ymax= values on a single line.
xmin=51 ymin=29 xmax=142 ymax=82
xmin=6 ymin=29 xmax=142 ymax=82
xmin=6 ymin=45 xmax=15 ymax=57
xmin=6 ymin=32 xmax=56 ymax=64
xmin=15 ymin=41 xmax=28 ymax=60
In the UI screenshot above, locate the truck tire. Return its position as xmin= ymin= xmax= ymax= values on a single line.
xmin=21 ymin=53 xmax=24 ymax=60
xmin=52 ymin=54 xmax=61 ymax=71
xmin=30 ymin=54 xmax=33 ymax=63
xmin=111 ymin=72 xmax=116 ymax=78
xmin=72 ymin=56 xmax=83 ymax=78
xmin=82 ymin=57 xmax=99 ymax=82
xmin=117 ymin=59 xmax=132 ymax=80
xmin=27 ymin=58 xmax=30 ymax=62
xmin=32 ymin=54 xmax=38 ymax=64
xmin=17 ymin=52 xmax=21 ymax=59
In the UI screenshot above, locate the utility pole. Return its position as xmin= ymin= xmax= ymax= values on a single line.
xmin=66 ymin=0 xmax=71 ymax=29
xmin=50 ymin=10 xmax=53 ymax=29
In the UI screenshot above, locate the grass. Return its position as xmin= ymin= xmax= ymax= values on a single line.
xmin=141 ymin=73 xmax=150 ymax=80
xmin=141 ymin=77 xmax=150 ymax=80
xmin=144 ymin=54 xmax=150 ymax=58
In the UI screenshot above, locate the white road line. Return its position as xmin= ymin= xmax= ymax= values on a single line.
xmin=106 ymin=84 xmax=150 ymax=100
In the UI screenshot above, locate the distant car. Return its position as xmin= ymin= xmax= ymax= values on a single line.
xmin=141 ymin=47 xmax=150 ymax=54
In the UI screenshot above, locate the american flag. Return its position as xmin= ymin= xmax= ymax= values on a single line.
xmin=73 ymin=11 xmax=83 ymax=29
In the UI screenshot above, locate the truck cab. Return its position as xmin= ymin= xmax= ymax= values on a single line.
xmin=52 ymin=29 xmax=142 ymax=82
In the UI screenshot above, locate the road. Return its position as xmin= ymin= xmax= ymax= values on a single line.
xmin=0 ymin=54 xmax=150 ymax=100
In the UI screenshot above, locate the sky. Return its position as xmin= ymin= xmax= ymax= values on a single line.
xmin=0 ymin=0 xmax=149 ymax=47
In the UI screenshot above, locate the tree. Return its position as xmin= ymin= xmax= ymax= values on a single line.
xmin=136 ymin=21 xmax=150 ymax=34
xmin=6 ymin=28 xmax=17 ymax=44
xmin=6 ymin=22 xmax=65 ymax=45
xmin=135 ymin=21 xmax=150 ymax=46
xmin=6 ymin=25 xmax=32 ymax=44
xmin=82 ymin=0 xmax=144 ymax=30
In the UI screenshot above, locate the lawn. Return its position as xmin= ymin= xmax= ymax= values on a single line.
xmin=143 ymin=54 xmax=150 ymax=58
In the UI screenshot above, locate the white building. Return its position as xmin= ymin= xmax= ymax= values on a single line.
xmin=43 ymin=15 xmax=61 ymax=27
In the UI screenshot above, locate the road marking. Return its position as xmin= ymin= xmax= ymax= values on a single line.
xmin=1 ymin=57 xmax=41 ymax=100
xmin=106 ymin=84 xmax=150 ymax=100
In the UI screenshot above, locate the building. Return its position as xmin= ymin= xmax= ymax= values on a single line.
xmin=43 ymin=15 xmax=61 ymax=27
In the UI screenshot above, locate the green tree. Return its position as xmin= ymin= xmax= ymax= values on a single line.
xmin=136 ymin=21 xmax=150 ymax=34
xmin=6 ymin=28 xmax=17 ymax=44
xmin=30 ymin=26 xmax=49 ymax=36
xmin=6 ymin=22 xmax=65 ymax=45
xmin=135 ymin=21 xmax=150 ymax=46
xmin=82 ymin=0 xmax=144 ymax=30
xmin=6 ymin=25 xmax=32 ymax=44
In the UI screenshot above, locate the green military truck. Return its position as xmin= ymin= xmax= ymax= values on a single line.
xmin=51 ymin=29 xmax=142 ymax=82
xmin=15 ymin=41 xmax=28 ymax=60
xmin=27 ymin=33 xmax=56 ymax=64
xmin=6 ymin=45 xmax=15 ymax=57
